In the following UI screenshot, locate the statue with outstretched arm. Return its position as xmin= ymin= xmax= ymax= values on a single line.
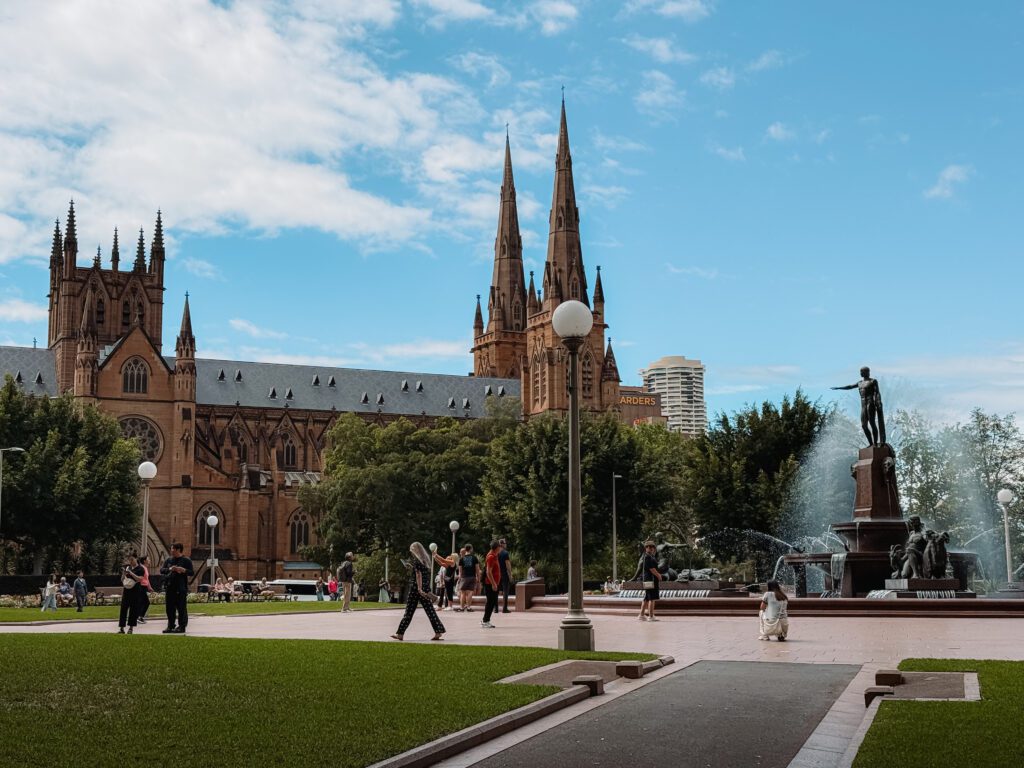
xmin=832 ymin=366 xmax=887 ymax=447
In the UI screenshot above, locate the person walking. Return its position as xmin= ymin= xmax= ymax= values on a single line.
xmin=117 ymin=555 xmax=144 ymax=634
xmin=457 ymin=545 xmax=479 ymax=612
xmin=160 ymin=543 xmax=194 ymax=634
xmin=137 ymin=555 xmax=152 ymax=624
xmin=73 ymin=570 xmax=88 ymax=612
xmin=40 ymin=573 xmax=58 ymax=612
xmin=498 ymin=538 xmax=513 ymax=613
xmin=328 ymin=574 xmax=338 ymax=602
xmin=481 ymin=540 xmax=501 ymax=628
xmin=390 ymin=542 xmax=445 ymax=642
xmin=337 ymin=552 xmax=355 ymax=612
xmin=432 ymin=550 xmax=458 ymax=611
xmin=315 ymin=575 xmax=325 ymax=601
xmin=637 ymin=540 xmax=661 ymax=622
xmin=759 ymin=580 xmax=790 ymax=641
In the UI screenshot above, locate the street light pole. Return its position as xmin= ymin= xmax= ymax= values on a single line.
xmin=0 ymin=447 xmax=27 ymax=545
xmin=552 ymin=299 xmax=595 ymax=651
xmin=137 ymin=461 xmax=157 ymax=559
xmin=207 ymin=514 xmax=219 ymax=585
xmin=450 ymin=520 xmax=460 ymax=555
xmin=612 ymin=473 xmax=622 ymax=583
xmin=997 ymin=489 xmax=1015 ymax=584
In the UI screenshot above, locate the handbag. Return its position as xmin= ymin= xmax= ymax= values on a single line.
xmin=642 ymin=580 xmax=655 ymax=589
xmin=122 ymin=575 xmax=137 ymax=589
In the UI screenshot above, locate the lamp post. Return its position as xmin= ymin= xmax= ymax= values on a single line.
xmin=450 ymin=520 xmax=460 ymax=555
xmin=997 ymin=489 xmax=1015 ymax=584
xmin=611 ymin=473 xmax=623 ymax=583
xmin=206 ymin=513 xmax=219 ymax=585
xmin=552 ymin=299 xmax=595 ymax=651
xmin=136 ymin=461 xmax=157 ymax=558
xmin=429 ymin=542 xmax=438 ymax=590
xmin=0 ymin=447 xmax=26 ymax=544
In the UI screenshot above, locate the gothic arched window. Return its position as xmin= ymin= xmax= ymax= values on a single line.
xmin=512 ymin=302 xmax=522 ymax=330
xmin=122 ymin=300 xmax=131 ymax=327
xmin=238 ymin=440 xmax=248 ymax=463
xmin=283 ymin=438 xmax=297 ymax=469
xmin=582 ymin=352 xmax=595 ymax=398
xmin=570 ymin=279 xmax=580 ymax=299
xmin=196 ymin=503 xmax=223 ymax=546
xmin=289 ymin=510 xmax=310 ymax=554
xmin=122 ymin=358 xmax=149 ymax=394
xmin=96 ymin=298 xmax=105 ymax=325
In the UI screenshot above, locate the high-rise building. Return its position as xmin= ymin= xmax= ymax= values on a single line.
xmin=641 ymin=356 xmax=706 ymax=436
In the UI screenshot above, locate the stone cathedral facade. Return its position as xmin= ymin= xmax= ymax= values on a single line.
xmin=472 ymin=101 xmax=621 ymax=416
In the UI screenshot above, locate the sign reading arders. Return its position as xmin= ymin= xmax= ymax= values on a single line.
xmin=617 ymin=387 xmax=666 ymax=426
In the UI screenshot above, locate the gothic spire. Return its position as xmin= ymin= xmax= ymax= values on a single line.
xmin=93 ymin=245 xmax=101 ymax=268
xmin=487 ymin=134 xmax=527 ymax=333
xmin=593 ymin=265 xmax=605 ymax=304
xmin=473 ymin=294 xmax=484 ymax=337
xmin=526 ymin=270 xmax=538 ymax=315
xmin=601 ymin=337 xmax=620 ymax=383
xmin=111 ymin=227 xmax=120 ymax=271
xmin=153 ymin=210 xmax=164 ymax=249
xmin=176 ymin=292 xmax=195 ymax=358
xmin=79 ymin=286 xmax=97 ymax=338
xmin=134 ymin=228 xmax=146 ymax=272
xmin=542 ymin=97 xmax=587 ymax=310
xmin=50 ymin=219 xmax=63 ymax=270
xmin=65 ymin=200 xmax=77 ymax=244
xmin=63 ymin=200 xmax=78 ymax=273
xmin=149 ymin=210 xmax=166 ymax=282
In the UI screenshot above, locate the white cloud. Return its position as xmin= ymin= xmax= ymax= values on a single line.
xmin=747 ymin=50 xmax=785 ymax=72
xmin=700 ymin=66 xmax=735 ymax=90
xmin=0 ymin=298 xmax=47 ymax=322
xmin=708 ymin=143 xmax=745 ymax=162
xmin=924 ymin=164 xmax=973 ymax=199
xmin=593 ymin=131 xmax=648 ymax=153
xmin=814 ymin=129 xmax=831 ymax=144
xmin=181 ymin=257 xmax=221 ymax=280
xmin=627 ymin=0 xmax=713 ymax=23
xmin=666 ymin=264 xmax=718 ymax=279
xmin=229 ymin=318 xmax=288 ymax=340
xmin=707 ymin=383 xmax=768 ymax=396
xmin=635 ymin=71 xmax=684 ymax=118
xmin=451 ymin=52 xmax=510 ymax=88
xmin=623 ymin=35 xmax=696 ymax=64
xmin=582 ymin=184 xmax=630 ymax=209
xmin=765 ymin=121 xmax=795 ymax=142
xmin=530 ymin=0 xmax=579 ymax=35
xmin=414 ymin=0 xmax=496 ymax=24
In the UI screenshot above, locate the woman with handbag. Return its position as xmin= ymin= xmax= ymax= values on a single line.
xmin=637 ymin=540 xmax=662 ymax=622
xmin=390 ymin=542 xmax=446 ymax=642
xmin=40 ymin=573 xmax=58 ymax=612
xmin=758 ymin=580 xmax=790 ymax=641
xmin=117 ymin=554 xmax=145 ymax=634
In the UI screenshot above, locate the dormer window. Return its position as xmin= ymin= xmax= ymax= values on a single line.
xmin=268 ymin=387 xmax=277 ymax=399
xmin=484 ymin=385 xmax=492 ymax=396
xmin=401 ymin=380 xmax=409 ymax=392
xmin=328 ymin=375 xmax=336 ymax=387
xmin=498 ymin=385 xmax=506 ymax=397
xmin=217 ymin=369 xmax=226 ymax=381
xmin=462 ymin=398 xmax=470 ymax=409
xmin=285 ymin=388 xmax=293 ymax=400
xmin=312 ymin=375 xmax=320 ymax=387
xmin=416 ymin=381 xmax=423 ymax=392
xmin=376 ymin=393 xmax=384 ymax=405
xmin=235 ymin=369 xmax=243 ymax=382
xmin=360 ymin=392 xmax=369 ymax=404
xmin=447 ymin=397 xmax=456 ymax=409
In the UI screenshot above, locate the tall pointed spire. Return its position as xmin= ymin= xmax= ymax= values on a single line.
xmin=176 ymin=292 xmax=195 ymax=358
xmin=473 ymin=294 xmax=484 ymax=337
xmin=601 ymin=337 xmax=620 ymax=383
xmin=50 ymin=219 xmax=63 ymax=271
xmin=526 ymin=270 xmax=538 ymax=315
xmin=93 ymin=245 xmax=101 ymax=268
xmin=65 ymin=200 xmax=77 ymax=244
xmin=110 ymin=228 xmax=120 ymax=271
xmin=486 ymin=133 xmax=527 ymax=334
xmin=593 ymin=265 xmax=605 ymax=304
xmin=79 ymin=286 xmax=97 ymax=338
xmin=175 ymin=293 xmax=197 ymax=387
xmin=542 ymin=97 xmax=587 ymax=310
xmin=134 ymin=228 xmax=146 ymax=272
xmin=62 ymin=200 xmax=78 ymax=276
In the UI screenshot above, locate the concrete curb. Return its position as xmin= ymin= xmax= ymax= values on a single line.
xmin=366 ymin=685 xmax=591 ymax=768
xmin=0 ymin=618 xmax=111 ymax=626
xmin=837 ymin=696 xmax=881 ymax=768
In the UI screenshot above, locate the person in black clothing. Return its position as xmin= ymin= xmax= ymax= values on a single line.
xmin=637 ymin=540 xmax=662 ymax=622
xmin=117 ymin=554 xmax=145 ymax=634
xmin=390 ymin=542 xmax=445 ymax=642
xmin=160 ymin=543 xmax=194 ymax=634
xmin=498 ymin=538 xmax=513 ymax=613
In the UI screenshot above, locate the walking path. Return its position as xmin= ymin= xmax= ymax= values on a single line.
xmin=3 ymin=609 xmax=1021 ymax=767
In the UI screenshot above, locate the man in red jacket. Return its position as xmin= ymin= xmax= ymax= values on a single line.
xmin=482 ymin=540 xmax=501 ymax=628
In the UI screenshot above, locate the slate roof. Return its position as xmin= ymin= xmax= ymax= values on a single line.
xmin=188 ymin=358 xmax=519 ymax=419
xmin=0 ymin=347 xmax=59 ymax=397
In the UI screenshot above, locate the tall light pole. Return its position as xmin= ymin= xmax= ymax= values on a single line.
xmin=450 ymin=520 xmax=460 ymax=555
xmin=997 ymin=489 xmax=1015 ymax=584
xmin=552 ymin=299 xmax=595 ymax=651
xmin=0 ymin=447 xmax=26 ymax=545
xmin=207 ymin=513 xmax=219 ymax=585
xmin=612 ymin=473 xmax=623 ymax=583
xmin=429 ymin=542 xmax=438 ymax=591
xmin=136 ymin=461 xmax=157 ymax=558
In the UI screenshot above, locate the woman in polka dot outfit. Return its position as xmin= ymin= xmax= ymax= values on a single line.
xmin=391 ymin=542 xmax=446 ymax=641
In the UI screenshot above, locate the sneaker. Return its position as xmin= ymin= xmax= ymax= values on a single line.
xmin=137 ymin=617 xmax=146 ymax=624
xmin=117 ymin=628 xmax=125 ymax=634
xmin=649 ymin=617 xmax=659 ymax=622
xmin=502 ymin=609 xmax=511 ymax=614
xmin=758 ymin=636 xmax=769 ymax=641
xmin=162 ymin=627 xmax=176 ymax=634
xmin=172 ymin=627 xmax=186 ymax=634
xmin=127 ymin=627 xmax=133 ymax=634
xmin=778 ymin=636 xmax=787 ymax=642
xmin=480 ymin=621 xmax=494 ymax=628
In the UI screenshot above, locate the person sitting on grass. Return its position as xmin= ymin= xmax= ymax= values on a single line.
xmin=390 ymin=542 xmax=445 ymax=642
xmin=758 ymin=580 xmax=790 ymax=642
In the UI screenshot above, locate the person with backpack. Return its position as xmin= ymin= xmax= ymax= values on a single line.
xmin=457 ymin=545 xmax=479 ymax=612
xmin=336 ymin=552 xmax=355 ymax=612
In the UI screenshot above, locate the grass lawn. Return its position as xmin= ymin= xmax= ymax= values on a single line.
xmin=0 ymin=634 xmax=652 ymax=767
xmin=854 ymin=658 xmax=1024 ymax=767
xmin=0 ymin=600 xmax=397 ymax=623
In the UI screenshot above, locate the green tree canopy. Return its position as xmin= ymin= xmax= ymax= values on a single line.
xmin=0 ymin=377 xmax=141 ymax=573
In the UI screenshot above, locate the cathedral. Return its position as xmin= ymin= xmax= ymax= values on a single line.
xmin=0 ymin=100 xmax=626 ymax=581
xmin=472 ymin=100 xmax=621 ymax=415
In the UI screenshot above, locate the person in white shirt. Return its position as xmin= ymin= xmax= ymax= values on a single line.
xmin=759 ymin=580 xmax=789 ymax=641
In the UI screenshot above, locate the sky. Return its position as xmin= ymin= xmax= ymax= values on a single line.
xmin=0 ymin=1 xmax=1021 ymax=423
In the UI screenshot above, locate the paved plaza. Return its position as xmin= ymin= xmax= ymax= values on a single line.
xmin=3 ymin=608 xmax=1021 ymax=767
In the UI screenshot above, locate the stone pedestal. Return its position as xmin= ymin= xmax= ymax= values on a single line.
xmin=854 ymin=444 xmax=901 ymax=519
xmin=558 ymin=616 xmax=595 ymax=651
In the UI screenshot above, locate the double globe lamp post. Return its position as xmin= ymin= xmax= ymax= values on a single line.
xmin=552 ymin=299 xmax=595 ymax=651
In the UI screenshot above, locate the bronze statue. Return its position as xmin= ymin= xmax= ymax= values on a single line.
xmin=923 ymin=530 xmax=950 ymax=579
xmin=899 ymin=515 xmax=927 ymax=579
xmin=832 ymin=366 xmax=887 ymax=447
xmin=890 ymin=516 xmax=952 ymax=580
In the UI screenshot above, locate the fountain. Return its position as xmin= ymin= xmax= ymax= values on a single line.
xmin=784 ymin=369 xmax=978 ymax=598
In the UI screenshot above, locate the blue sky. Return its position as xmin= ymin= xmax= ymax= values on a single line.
xmin=1 ymin=1 xmax=1021 ymax=421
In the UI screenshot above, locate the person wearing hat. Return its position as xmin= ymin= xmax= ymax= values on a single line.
xmin=390 ymin=542 xmax=446 ymax=641
xmin=637 ymin=540 xmax=662 ymax=622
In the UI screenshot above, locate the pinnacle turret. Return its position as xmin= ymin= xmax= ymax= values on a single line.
xmin=593 ymin=265 xmax=604 ymax=304
xmin=111 ymin=228 xmax=120 ymax=271
xmin=526 ymin=271 xmax=538 ymax=315
xmin=50 ymin=219 xmax=63 ymax=272
xmin=601 ymin=338 xmax=620 ymax=383
xmin=176 ymin=292 xmax=195 ymax=359
xmin=79 ymin=286 xmax=97 ymax=339
xmin=134 ymin=228 xmax=146 ymax=272
xmin=473 ymin=294 xmax=484 ymax=337
xmin=62 ymin=200 xmax=78 ymax=275
xmin=93 ymin=245 xmax=101 ymax=268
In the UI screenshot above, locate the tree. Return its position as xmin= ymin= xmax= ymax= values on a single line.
xmin=685 ymin=391 xmax=831 ymax=557
xmin=0 ymin=377 xmax=141 ymax=573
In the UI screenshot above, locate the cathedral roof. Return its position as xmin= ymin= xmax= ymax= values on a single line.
xmin=0 ymin=347 xmax=59 ymax=397
xmin=185 ymin=357 xmax=519 ymax=419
